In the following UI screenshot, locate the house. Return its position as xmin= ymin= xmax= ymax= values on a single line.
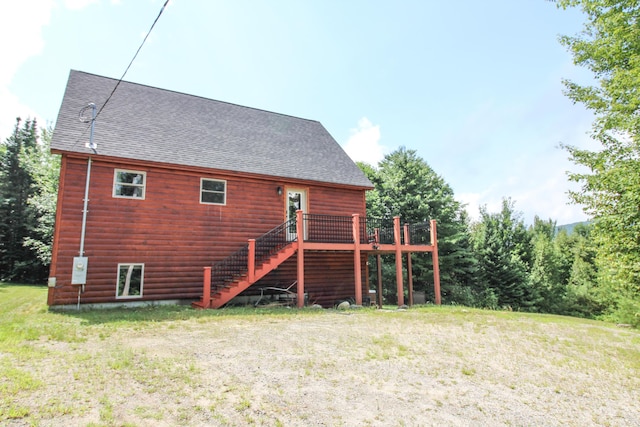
xmin=47 ymin=70 xmax=439 ymax=309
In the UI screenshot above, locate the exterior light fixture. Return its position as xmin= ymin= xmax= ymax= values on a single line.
xmin=277 ymin=186 xmax=283 ymax=195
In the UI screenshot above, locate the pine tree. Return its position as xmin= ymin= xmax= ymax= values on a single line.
xmin=528 ymin=217 xmax=565 ymax=313
xmin=0 ymin=118 xmax=48 ymax=282
xmin=554 ymin=223 xmax=602 ymax=317
xmin=359 ymin=148 xmax=478 ymax=304
xmin=471 ymin=199 xmax=536 ymax=310
xmin=22 ymin=126 xmax=59 ymax=267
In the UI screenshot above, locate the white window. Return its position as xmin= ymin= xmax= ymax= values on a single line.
xmin=116 ymin=264 xmax=144 ymax=298
xmin=113 ymin=169 xmax=146 ymax=199
xmin=200 ymin=178 xmax=226 ymax=205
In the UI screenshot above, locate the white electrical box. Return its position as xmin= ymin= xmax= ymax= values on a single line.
xmin=71 ymin=257 xmax=88 ymax=285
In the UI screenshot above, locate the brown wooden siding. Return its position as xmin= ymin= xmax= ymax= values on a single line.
xmin=50 ymin=156 xmax=367 ymax=306
xmin=309 ymin=186 xmax=366 ymax=217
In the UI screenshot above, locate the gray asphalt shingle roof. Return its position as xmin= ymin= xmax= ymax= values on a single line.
xmin=51 ymin=70 xmax=373 ymax=188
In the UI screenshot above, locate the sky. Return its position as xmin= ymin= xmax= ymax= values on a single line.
xmin=1 ymin=0 xmax=598 ymax=225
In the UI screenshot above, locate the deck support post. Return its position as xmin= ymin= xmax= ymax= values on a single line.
xmin=431 ymin=219 xmax=441 ymax=305
xmin=296 ymin=210 xmax=305 ymax=308
xmin=203 ymin=267 xmax=211 ymax=309
xmin=407 ymin=252 xmax=414 ymax=306
xmin=248 ymin=239 xmax=256 ymax=283
xmin=376 ymin=253 xmax=383 ymax=307
xmin=364 ymin=257 xmax=370 ymax=305
xmin=393 ymin=216 xmax=404 ymax=307
xmin=352 ymin=214 xmax=362 ymax=306
xmin=404 ymin=223 xmax=414 ymax=306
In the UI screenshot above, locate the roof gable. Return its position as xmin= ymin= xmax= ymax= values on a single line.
xmin=51 ymin=70 xmax=373 ymax=188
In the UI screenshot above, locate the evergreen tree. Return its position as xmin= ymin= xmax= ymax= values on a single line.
xmin=0 ymin=118 xmax=51 ymax=282
xmin=471 ymin=199 xmax=536 ymax=310
xmin=554 ymin=223 xmax=602 ymax=317
xmin=359 ymin=148 xmax=478 ymax=304
xmin=528 ymin=217 xmax=566 ymax=313
xmin=22 ymin=126 xmax=59 ymax=266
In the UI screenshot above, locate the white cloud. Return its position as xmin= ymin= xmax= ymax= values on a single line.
xmin=0 ymin=1 xmax=51 ymax=85
xmin=0 ymin=0 xmax=106 ymax=138
xmin=0 ymin=0 xmax=54 ymax=137
xmin=456 ymin=192 xmax=483 ymax=221
xmin=0 ymin=90 xmax=41 ymax=139
xmin=457 ymin=189 xmax=501 ymax=222
xmin=510 ymin=173 xmax=589 ymax=225
xmin=342 ymin=117 xmax=386 ymax=166
xmin=458 ymin=166 xmax=590 ymax=226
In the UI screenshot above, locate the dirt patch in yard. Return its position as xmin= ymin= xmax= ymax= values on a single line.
xmin=5 ymin=307 xmax=640 ymax=426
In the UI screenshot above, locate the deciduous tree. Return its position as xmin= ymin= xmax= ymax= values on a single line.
xmin=556 ymin=0 xmax=640 ymax=323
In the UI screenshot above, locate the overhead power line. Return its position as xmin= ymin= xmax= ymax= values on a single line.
xmin=70 ymin=0 xmax=171 ymax=151
xmin=95 ymin=0 xmax=171 ymax=120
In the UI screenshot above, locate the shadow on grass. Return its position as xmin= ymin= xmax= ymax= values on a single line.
xmin=1 ymin=281 xmax=312 ymax=325
xmin=0 ymin=282 xmax=47 ymax=290
xmin=0 ymin=282 xmax=48 ymax=300
xmin=55 ymin=304 xmax=324 ymax=325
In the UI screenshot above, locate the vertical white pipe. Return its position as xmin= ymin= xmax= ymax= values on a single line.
xmin=79 ymin=157 xmax=92 ymax=257
xmin=79 ymin=103 xmax=96 ymax=257
xmin=76 ymin=103 xmax=96 ymax=305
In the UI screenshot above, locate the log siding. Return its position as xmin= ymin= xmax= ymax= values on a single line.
xmin=48 ymin=155 xmax=367 ymax=306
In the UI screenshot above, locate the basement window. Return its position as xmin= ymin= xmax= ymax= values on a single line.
xmin=113 ymin=169 xmax=146 ymax=199
xmin=200 ymin=178 xmax=226 ymax=205
xmin=116 ymin=264 xmax=144 ymax=298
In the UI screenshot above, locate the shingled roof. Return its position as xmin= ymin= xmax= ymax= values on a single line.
xmin=51 ymin=70 xmax=373 ymax=189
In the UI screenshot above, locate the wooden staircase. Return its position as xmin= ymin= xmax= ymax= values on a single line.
xmin=193 ymin=218 xmax=298 ymax=309
xmin=196 ymin=243 xmax=296 ymax=309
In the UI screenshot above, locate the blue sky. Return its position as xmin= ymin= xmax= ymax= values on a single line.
xmin=1 ymin=0 xmax=596 ymax=224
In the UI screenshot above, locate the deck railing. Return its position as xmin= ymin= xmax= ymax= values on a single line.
xmin=210 ymin=214 xmax=432 ymax=290
xmin=304 ymin=214 xmax=353 ymax=243
xmin=406 ymin=222 xmax=431 ymax=245
xmin=361 ymin=217 xmax=396 ymax=245
xmin=301 ymin=214 xmax=430 ymax=245
xmin=211 ymin=218 xmax=295 ymax=289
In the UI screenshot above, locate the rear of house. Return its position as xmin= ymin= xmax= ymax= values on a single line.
xmin=47 ymin=70 xmax=373 ymax=308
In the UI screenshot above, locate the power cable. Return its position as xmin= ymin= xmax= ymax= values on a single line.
xmin=95 ymin=0 xmax=170 ymax=120
xmin=70 ymin=0 xmax=171 ymax=150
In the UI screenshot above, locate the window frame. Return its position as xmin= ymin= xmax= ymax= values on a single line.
xmin=200 ymin=178 xmax=227 ymax=205
xmin=115 ymin=263 xmax=145 ymax=299
xmin=113 ymin=169 xmax=147 ymax=199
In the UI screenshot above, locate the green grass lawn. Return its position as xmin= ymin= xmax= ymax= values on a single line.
xmin=1 ymin=283 xmax=639 ymax=426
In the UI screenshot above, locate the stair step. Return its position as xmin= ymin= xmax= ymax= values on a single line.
xmin=205 ymin=242 xmax=297 ymax=309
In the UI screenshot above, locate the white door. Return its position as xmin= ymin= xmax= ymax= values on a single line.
xmin=286 ymin=188 xmax=307 ymax=241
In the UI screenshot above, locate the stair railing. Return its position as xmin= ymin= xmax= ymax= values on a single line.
xmin=210 ymin=218 xmax=296 ymax=293
xmin=254 ymin=219 xmax=295 ymax=265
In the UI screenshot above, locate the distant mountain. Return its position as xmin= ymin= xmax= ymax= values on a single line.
xmin=557 ymin=221 xmax=591 ymax=234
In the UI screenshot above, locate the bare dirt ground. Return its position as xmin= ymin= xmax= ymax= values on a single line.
xmin=7 ymin=307 xmax=640 ymax=426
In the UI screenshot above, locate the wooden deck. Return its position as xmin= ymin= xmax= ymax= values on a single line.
xmin=193 ymin=211 xmax=440 ymax=309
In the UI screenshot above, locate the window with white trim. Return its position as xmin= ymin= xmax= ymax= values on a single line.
xmin=116 ymin=264 xmax=144 ymax=298
xmin=113 ymin=169 xmax=146 ymax=199
xmin=200 ymin=178 xmax=226 ymax=205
